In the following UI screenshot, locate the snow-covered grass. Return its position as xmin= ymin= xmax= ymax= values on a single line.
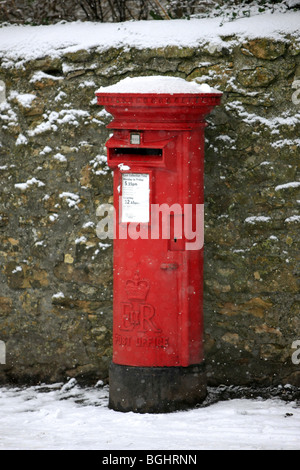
xmin=192 ymin=0 xmax=300 ymax=24
xmin=0 ymin=381 xmax=299 ymax=450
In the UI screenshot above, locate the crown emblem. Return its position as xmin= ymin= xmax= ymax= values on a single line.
xmin=125 ymin=271 xmax=150 ymax=302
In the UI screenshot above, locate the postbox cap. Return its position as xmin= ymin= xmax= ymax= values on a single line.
xmin=96 ymin=75 xmax=222 ymax=130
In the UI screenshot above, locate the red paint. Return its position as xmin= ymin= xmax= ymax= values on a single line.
xmin=96 ymin=90 xmax=222 ymax=368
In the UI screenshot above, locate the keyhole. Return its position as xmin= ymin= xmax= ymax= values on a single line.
xmin=174 ymin=238 xmax=177 ymax=243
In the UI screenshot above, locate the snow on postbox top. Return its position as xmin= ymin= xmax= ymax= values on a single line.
xmin=95 ymin=75 xmax=222 ymax=130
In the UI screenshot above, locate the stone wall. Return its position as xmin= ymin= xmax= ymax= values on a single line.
xmin=0 ymin=31 xmax=299 ymax=386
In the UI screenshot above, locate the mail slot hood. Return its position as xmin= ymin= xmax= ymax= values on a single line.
xmin=106 ymin=131 xmax=177 ymax=169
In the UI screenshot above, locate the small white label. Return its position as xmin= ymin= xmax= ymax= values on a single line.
xmin=130 ymin=133 xmax=141 ymax=145
xmin=122 ymin=173 xmax=150 ymax=223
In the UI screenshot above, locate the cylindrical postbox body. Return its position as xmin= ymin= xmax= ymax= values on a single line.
xmin=96 ymin=76 xmax=222 ymax=413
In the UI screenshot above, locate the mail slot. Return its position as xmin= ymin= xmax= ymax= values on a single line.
xmin=113 ymin=148 xmax=163 ymax=156
xmin=96 ymin=76 xmax=222 ymax=413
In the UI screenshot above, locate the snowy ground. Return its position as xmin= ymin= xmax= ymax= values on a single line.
xmin=0 ymin=380 xmax=299 ymax=450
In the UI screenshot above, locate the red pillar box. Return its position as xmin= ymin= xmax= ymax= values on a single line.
xmin=96 ymin=76 xmax=222 ymax=413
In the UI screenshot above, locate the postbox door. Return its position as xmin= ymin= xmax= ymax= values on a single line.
xmin=110 ymin=130 xmax=204 ymax=369
xmin=112 ymin=168 xmax=182 ymax=368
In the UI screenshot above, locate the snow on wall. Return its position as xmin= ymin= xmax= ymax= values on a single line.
xmin=0 ymin=12 xmax=299 ymax=64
